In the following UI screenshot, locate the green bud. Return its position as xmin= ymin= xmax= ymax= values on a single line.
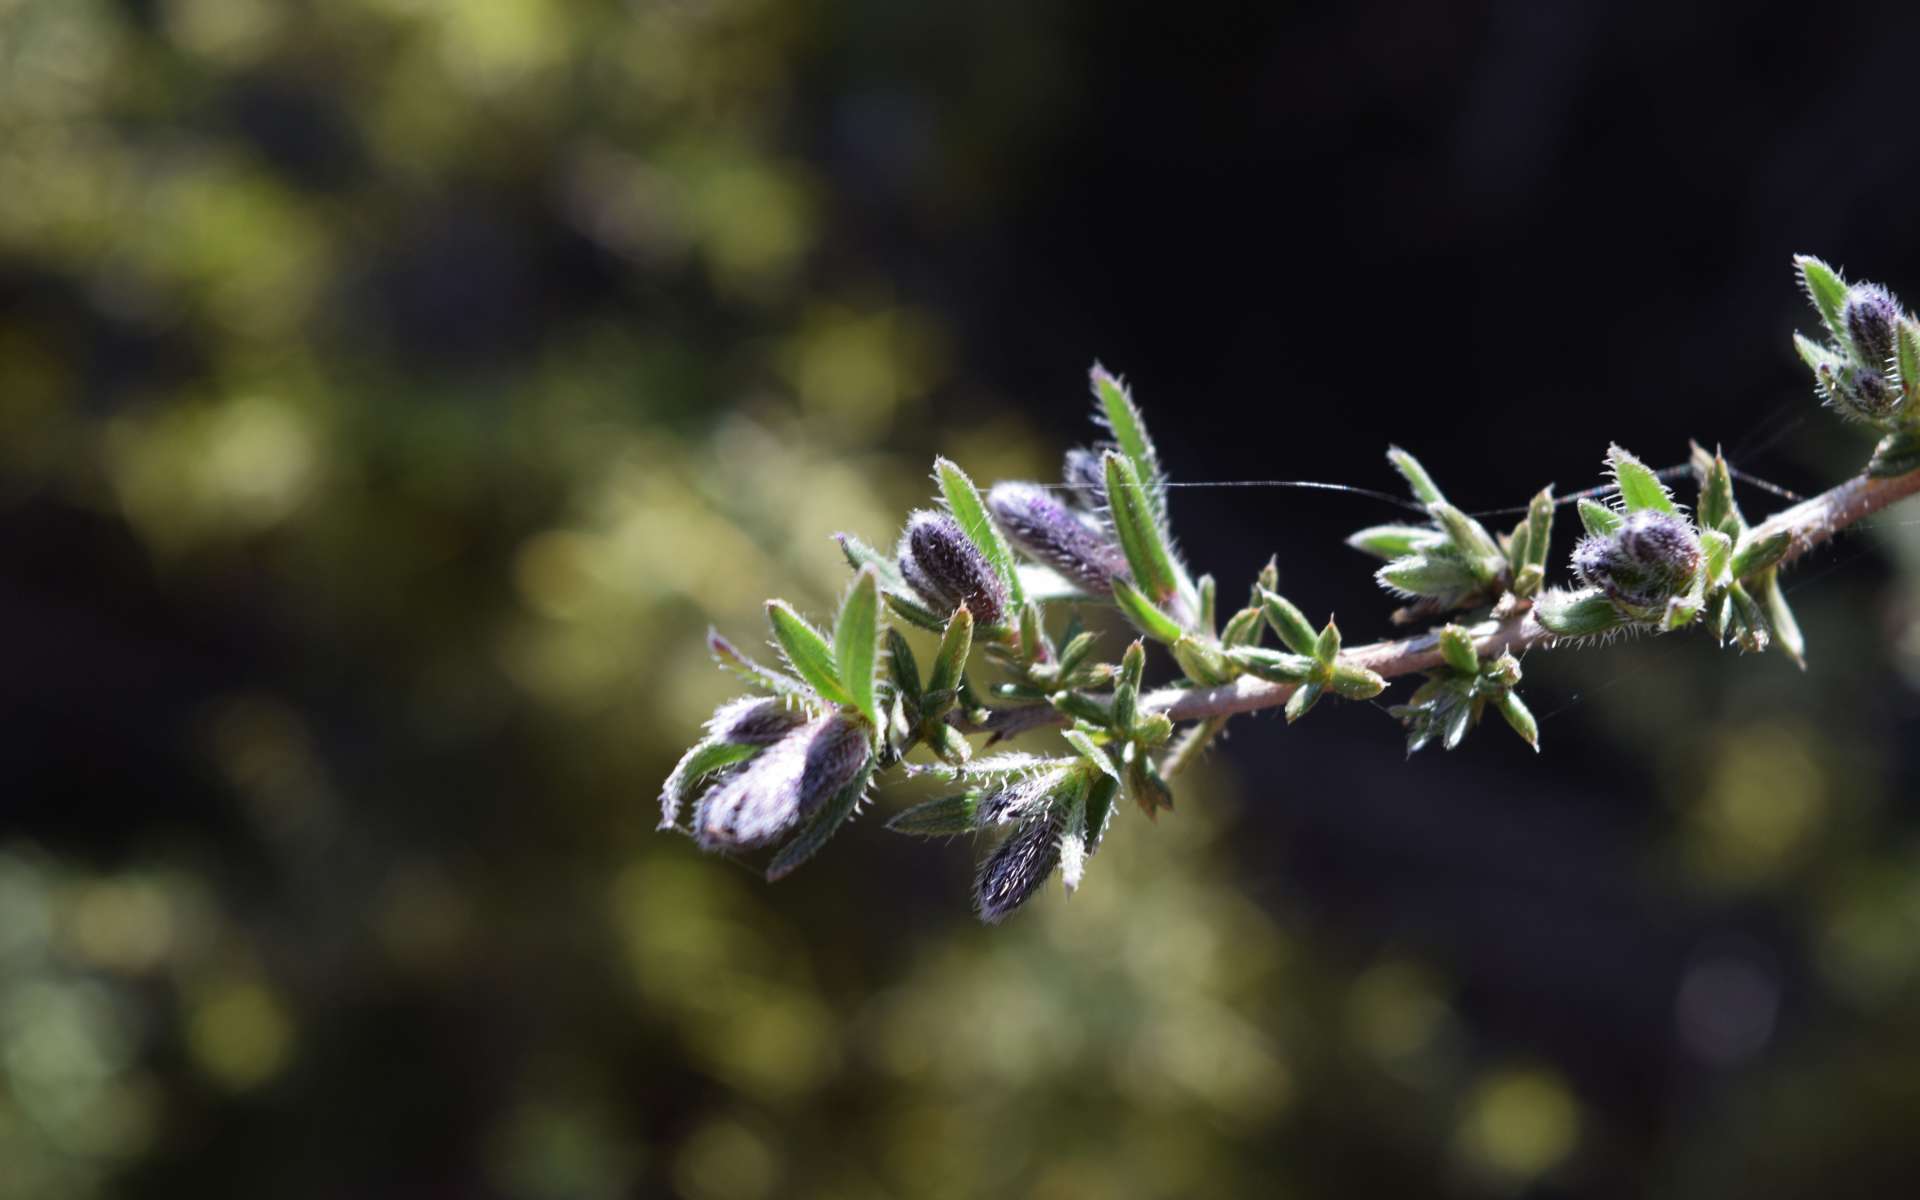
xmin=1438 ymin=625 xmax=1479 ymax=675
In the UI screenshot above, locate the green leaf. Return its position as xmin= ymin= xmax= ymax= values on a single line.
xmin=1225 ymin=646 xmax=1316 ymax=684
xmin=1063 ymin=730 xmax=1120 ymax=780
xmin=1091 ymin=364 xmax=1166 ymax=524
xmin=1056 ymin=628 xmax=1101 ymax=677
xmin=1347 ymin=524 xmax=1445 ymax=560
xmin=1430 ymin=502 xmax=1502 ymax=569
xmin=1083 ymin=773 xmax=1120 ymax=856
xmin=1535 ymin=589 xmax=1624 ymax=637
xmin=881 ymin=591 xmax=947 ymax=634
xmin=1727 ymin=579 xmax=1772 ymax=654
xmin=926 ymin=605 xmax=974 ymax=700
xmin=935 ymin=457 xmax=1024 ymax=607
xmin=885 ymin=792 xmax=980 ymax=837
xmin=835 ymin=532 xmax=907 ymax=593
xmin=1104 ymin=452 xmax=1182 ymax=605
xmin=1111 ymin=640 xmax=1145 ymax=731
xmin=707 ymin=629 xmax=811 ymax=698
xmin=1258 ymin=588 xmax=1319 ymax=655
xmin=1386 ymin=447 xmax=1446 ymax=505
xmin=1171 ymin=635 xmax=1234 ymax=686
xmin=1868 ymin=428 xmax=1920 ymax=478
xmin=1057 ymin=777 xmax=1090 ymax=895
xmin=1730 ymin=529 xmax=1791 ymax=579
xmin=1700 ymin=528 xmax=1733 ymax=587
xmin=660 ymin=739 xmax=761 ymax=829
xmin=1795 ymin=254 xmax=1850 ymax=344
xmin=1693 ymin=445 xmax=1740 ymax=535
xmin=1577 ymin=498 xmax=1623 ymax=537
xmin=1313 ymin=617 xmax=1341 ymax=664
xmin=1221 ymin=605 xmax=1264 ymax=648
xmin=1438 ymin=625 xmax=1479 ymax=675
xmin=1900 ymin=318 xmax=1920 ymax=402
xmin=765 ymin=602 xmax=854 ymax=705
xmin=1111 ymin=577 xmax=1183 ymax=643
xmin=1376 ymin=554 xmax=1483 ymax=598
xmin=1284 ymin=680 xmax=1324 ymax=723
xmin=886 ymin=629 xmax=921 ymax=712
xmin=766 ymin=757 xmax=874 ymax=881
xmin=1525 ymin=488 xmax=1555 ymax=571
xmin=1329 ymin=663 xmax=1386 ymax=700
xmin=1494 ymin=692 xmax=1540 ymax=752
xmin=1197 ymin=573 xmax=1217 ymax=634
xmin=1762 ymin=569 xmax=1805 ymax=669
xmin=834 ymin=567 xmax=882 ymax=725
xmin=1608 ymin=444 xmax=1677 ymax=514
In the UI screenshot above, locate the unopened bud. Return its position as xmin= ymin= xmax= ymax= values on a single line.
xmin=1845 ymin=283 xmax=1901 ymax=367
xmin=987 ymin=481 xmax=1130 ymax=594
xmin=1060 ymin=447 xmax=1110 ymax=511
xmin=705 ymin=696 xmax=808 ymax=746
xmin=1571 ymin=509 xmax=1702 ymax=614
xmin=973 ymin=810 xmax=1063 ymax=924
xmin=696 ymin=714 xmax=869 ymax=851
xmin=899 ymin=511 xmax=1008 ymax=626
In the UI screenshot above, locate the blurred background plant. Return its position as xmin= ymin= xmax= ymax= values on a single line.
xmin=6 ymin=0 xmax=1920 ymax=1196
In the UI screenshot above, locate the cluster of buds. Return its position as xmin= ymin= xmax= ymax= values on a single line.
xmin=1535 ymin=445 xmax=1799 ymax=664
xmin=661 ymin=256 xmax=1916 ymax=923
xmin=1794 ymin=256 xmax=1920 ymax=476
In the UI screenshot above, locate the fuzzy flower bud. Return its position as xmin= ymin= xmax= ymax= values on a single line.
xmin=1571 ymin=509 xmax=1702 ymax=614
xmin=973 ymin=809 xmax=1063 ymax=924
xmin=1844 ymin=283 xmax=1901 ymax=368
xmin=987 ymin=481 xmax=1131 ymax=595
xmin=705 ymin=696 xmax=808 ymax=746
xmin=1833 ymin=361 xmax=1900 ymax=423
xmin=1060 ymin=447 xmax=1109 ymax=511
xmin=695 ymin=714 xmax=870 ymax=851
xmin=899 ymin=511 xmax=1008 ymax=626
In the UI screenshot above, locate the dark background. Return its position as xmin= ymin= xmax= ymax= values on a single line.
xmin=4 ymin=0 xmax=1920 ymax=1196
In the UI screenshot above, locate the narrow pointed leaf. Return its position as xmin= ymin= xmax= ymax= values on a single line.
xmin=1329 ymin=663 xmax=1386 ymax=700
xmin=1376 ymin=554 xmax=1482 ymax=597
xmin=1730 ymin=529 xmax=1791 ymax=579
xmin=1284 ymin=680 xmax=1324 ymax=723
xmin=1111 ymin=577 xmax=1183 ymax=643
xmin=1700 ymin=528 xmax=1733 ymax=587
xmin=1063 ymin=730 xmax=1120 ymax=780
xmin=1313 ymin=618 xmax=1341 ymax=664
xmin=1083 ymin=773 xmax=1120 ymax=855
xmin=661 ymin=739 xmax=761 ymax=829
xmin=708 ymin=630 xmax=810 ymax=697
xmin=1577 ymin=498 xmax=1623 ymax=537
xmin=1608 ymin=444 xmax=1677 ymax=514
xmin=1692 ymin=446 xmax=1740 ymax=535
xmin=935 ymin=458 xmax=1025 ymax=606
xmin=1494 ymin=691 xmax=1539 ymax=751
xmin=1900 ymin=319 xmax=1920 ymax=402
xmin=1438 ymin=625 xmax=1479 ymax=675
xmin=1091 ymin=364 xmax=1166 ymax=523
xmin=1763 ymin=570 xmax=1806 ymax=669
xmin=1225 ymin=646 xmax=1316 ymax=684
xmin=834 ymin=567 xmax=882 ymax=725
xmin=1348 ymin=524 xmax=1446 ymax=560
xmin=1259 ymin=588 xmax=1319 ymax=655
xmin=1171 ymin=635 xmax=1234 ymax=685
xmin=1795 ymin=254 xmax=1850 ymax=343
xmin=885 ymin=629 xmax=921 ymax=709
xmin=1430 ymin=502 xmax=1502 ymax=565
xmin=926 ymin=605 xmax=974 ymax=700
xmin=766 ymin=601 xmax=854 ymax=705
xmin=1112 ymin=640 xmax=1145 ymax=731
xmin=886 ymin=792 xmax=980 ymax=837
xmin=1221 ymin=605 xmax=1264 ymax=648
xmin=1057 ymin=778 xmax=1089 ymax=895
xmin=1386 ymin=447 xmax=1446 ymax=505
xmin=1525 ymin=488 xmax=1555 ymax=570
xmin=1104 ymin=452 xmax=1181 ymax=605
xmin=1535 ymin=588 xmax=1624 ymax=637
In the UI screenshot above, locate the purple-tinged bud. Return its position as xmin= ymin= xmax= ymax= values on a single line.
xmin=705 ymin=696 xmax=809 ymax=746
xmin=987 ymin=482 xmax=1131 ymax=594
xmin=1836 ymin=362 xmax=1899 ymax=422
xmin=1061 ymin=447 xmax=1109 ymax=511
xmin=973 ymin=809 xmax=1063 ymax=924
xmin=899 ymin=511 xmax=1007 ymax=626
xmin=975 ymin=767 xmax=1072 ymax=827
xmin=696 ymin=714 xmax=870 ymax=851
xmin=1845 ymin=283 xmax=1901 ymax=368
xmin=1571 ymin=509 xmax=1702 ymax=614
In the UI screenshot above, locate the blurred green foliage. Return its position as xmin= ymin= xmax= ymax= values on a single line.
xmin=6 ymin=1 xmax=1920 ymax=1197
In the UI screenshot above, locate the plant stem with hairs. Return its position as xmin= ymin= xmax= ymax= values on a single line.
xmin=659 ymin=255 xmax=1920 ymax=923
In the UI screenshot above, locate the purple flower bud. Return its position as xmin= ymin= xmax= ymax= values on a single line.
xmin=705 ymin=696 xmax=809 ymax=746
xmin=1845 ymin=283 xmax=1901 ymax=368
xmin=1836 ymin=362 xmax=1899 ymax=422
xmin=696 ymin=714 xmax=870 ymax=851
xmin=1061 ymin=447 xmax=1109 ymax=511
xmin=975 ymin=768 xmax=1072 ymax=827
xmin=1572 ymin=509 xmax=1702 ymax=613
xmin=973 ymin=809 xmax=1063 ymax=924
xmin=987 ymin=482 xmax=1130 ymax=595
xmin=898 ymin=510 xmax=1008 ymax=626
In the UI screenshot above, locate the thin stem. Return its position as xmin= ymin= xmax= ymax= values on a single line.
xmin=958 ymin=466 xmax=1920 ymax=732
